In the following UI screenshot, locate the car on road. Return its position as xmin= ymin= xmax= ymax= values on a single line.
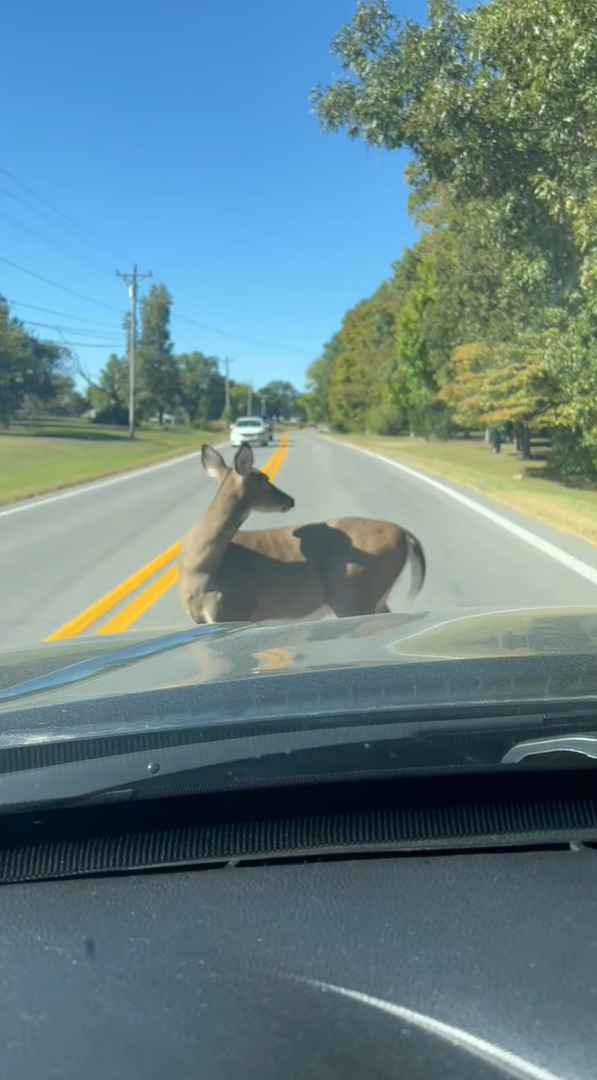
xmin=229 ymin=416 xmax=270 ymax=447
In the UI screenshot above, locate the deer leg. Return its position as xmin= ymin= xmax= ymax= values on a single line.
xmin=374 ymin=587 xmax=392 ymax=614
xmin=327 ymin=578 xmax=379 ymax=619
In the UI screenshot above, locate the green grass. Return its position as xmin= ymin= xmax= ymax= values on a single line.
xmin=333 ymin=432 xmax=597 ymax=549
xmin=0 ymin=420 xmax=215 ymax=505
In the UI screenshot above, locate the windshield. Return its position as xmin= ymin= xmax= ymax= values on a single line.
xmin=3 ymin=0 xmax=597 ymax=798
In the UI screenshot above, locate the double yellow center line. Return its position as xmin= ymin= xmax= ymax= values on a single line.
xmin=44 ymin=434 xmax=290 ymax=642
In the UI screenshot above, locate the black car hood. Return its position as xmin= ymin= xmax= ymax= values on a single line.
xmin=1 ymin=606 xmax=597 ymax=739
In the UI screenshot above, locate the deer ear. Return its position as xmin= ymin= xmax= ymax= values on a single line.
xmin=201 ymin=445 xmax=227 ymax=480
xmin=234 ymin=443 xmax=254 ymax=477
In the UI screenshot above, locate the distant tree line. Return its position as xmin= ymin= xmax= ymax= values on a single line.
xmin=87 ymin=284 xmax=303 ymax=426
xmin=304 ymin=0 xmax=597 ymax=480
xmin=0 ymin=282 xmax=302 ymax=429
xmin=0 ymin=296 xmax=86 ymax=425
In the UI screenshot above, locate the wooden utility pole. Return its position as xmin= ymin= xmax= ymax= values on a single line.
xmin=222 ymin=357 xmax=234 ymax=420
xmin=116 ymin=265 xmax=152 ymax=439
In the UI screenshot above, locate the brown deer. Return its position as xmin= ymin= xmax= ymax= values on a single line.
xmin=178 ymin=444 xmax=426 ymax=625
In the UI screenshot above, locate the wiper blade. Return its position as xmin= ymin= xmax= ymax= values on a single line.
xmin=1 ymin=712 xmax=597 ymax=815
xmin=502 ymin=734 xmax=597 ymax=764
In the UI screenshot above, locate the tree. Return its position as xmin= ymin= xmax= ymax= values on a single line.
xmin=83 ymin=353 xmax=130 ymax=425
xmin=22 ymin=372 xmax=88 ymax=417
xmin=440 ymin=342 xmax=549 ymax=457
xmin=229 ymin=382 xmax=252 ymax=421
xmin=177 ymin=352 xmax=222 ymax=426
xmin=0 ymin=297 xmax=64 ymax=426
xmin=304 ymin=335 xmax=343 ymax=424
xmin=310 ymin=0 xmax=597 ymax=473
xmin=99 ymin=354 xmax=129 ymax=408
xmin=258 ymin=380 xmax=300 ymax=419
xmin=308 ymin=286 xmax=398 ymax=432
xmin=327 ymin=301 xmax=384 ymax=430
xmin=137 ymin=284 xmax=179 ymax=422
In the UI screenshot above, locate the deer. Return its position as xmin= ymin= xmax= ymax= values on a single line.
xmin=178 ymin=443 xmax=426 ymax=625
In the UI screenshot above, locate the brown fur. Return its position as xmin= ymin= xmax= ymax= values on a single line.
xmin=178 ymin=444 xmax=426 ymax=625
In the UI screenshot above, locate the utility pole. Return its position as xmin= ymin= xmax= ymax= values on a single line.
xmin=222 ymin=357 xmax=234 ymax=422
xmin=247 ymin=384 xmax=253 ymax=415
xmin=260 ymin=393 xmax=267 ymax=418
xmin=116 ymin=265 xmax=152 ymax=439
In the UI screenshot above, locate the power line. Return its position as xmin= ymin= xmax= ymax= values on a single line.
xmin=6 ymin=299 xmax=118 ymax=327
xmin=0 ymin=183 xmax=114 ymax=272
xmin=172 ymin=311 xmax=311 ymax=356
xmin=2 ymin=255 xmax=310 ymax=358
xmin=0 ymin=256 xmax=122 ymax=314
xmin=58 ymin=341 xmax=123 ymax=348
xmin=0 ymin=164 xmax=133 ymax=265
xmin=0 ymin=182 xmax=82 ymax=236
xmin=20 ymin=319 xmax=122 ymax=338
xmin=0 ymin=209 xmax=112 ymax=276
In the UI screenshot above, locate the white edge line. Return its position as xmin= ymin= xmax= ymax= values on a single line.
xmin=304 ymin=980 xmax=566 ymax=1080
xmin=331 ymin=437 xmax=597 ymax=590
xmin=0 ymin=441 xmax=228 ymax=518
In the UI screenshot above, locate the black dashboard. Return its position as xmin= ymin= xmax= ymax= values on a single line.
xmin=0 ymin=773 xmax=594 ymax=1080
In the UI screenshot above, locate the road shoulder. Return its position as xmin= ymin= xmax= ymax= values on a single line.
xmin=328 ymin=432 xmax=597 ymax=552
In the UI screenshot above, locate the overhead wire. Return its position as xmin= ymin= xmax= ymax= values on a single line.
xmin=6 ymin=299 xmax=119 ymax=327
xmin=54 ymin=342 xmax=123 ymax=348
xmin=19 ymin=319 xmax=121 ymax=335
xmin=0 ymin=164 xmax=133 ymax=265
xmin=0 ymin=209 xmax=113 ymax=276
xmin=0 ymin=256 xmax=122 ymax=314
xmin=1 ymin=167 xmax=312 ymax=359
xmin=173 ymin=311 xmax=311 ymax=356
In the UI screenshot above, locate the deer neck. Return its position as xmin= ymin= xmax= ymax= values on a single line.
xmin=193 ymin=482 xmax=250 ymax=577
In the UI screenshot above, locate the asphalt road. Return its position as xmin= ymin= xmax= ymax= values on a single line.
xmin=2 ymin=431 xmax=597 ymax=652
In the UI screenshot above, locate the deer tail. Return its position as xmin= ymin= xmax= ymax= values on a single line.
xmin=404 ymin=531 xmax=426 ymax=601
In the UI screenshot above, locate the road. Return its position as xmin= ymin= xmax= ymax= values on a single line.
xmin=2 ymin=431 xmax=597 ymax=653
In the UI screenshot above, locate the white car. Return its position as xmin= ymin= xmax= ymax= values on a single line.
xmin=229 ymin=416 xmax=270 ymax=448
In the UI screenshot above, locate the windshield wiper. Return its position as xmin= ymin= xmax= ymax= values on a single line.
xmin=502 ymin=734 xmax=597 ymax=764
xmin=1 ymin=711 xmax=597 ymax=815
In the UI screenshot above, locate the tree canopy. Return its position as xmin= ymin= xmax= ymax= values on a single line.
xmin=305 ymin=0 xmax=597 ymax=474
xmin=0 ymin=288 xmax=301 ymax=432
xmin=0 ymin=297 xmax=67 ymax=426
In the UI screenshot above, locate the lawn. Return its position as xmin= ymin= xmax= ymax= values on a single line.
xmin=0 ymin=419 xmax=215 ymax=505
xmin=334 ymin=432 xmax=597 ymax=549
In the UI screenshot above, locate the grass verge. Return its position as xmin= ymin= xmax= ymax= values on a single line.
xmin=0 ymin=422 xmax=215 ymax=506
xmin=332 ymin=432 xmax=597 ymax=549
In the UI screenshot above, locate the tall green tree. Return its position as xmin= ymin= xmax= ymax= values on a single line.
xmin=229 ymin=381 xmax=253 ymax=421
xmin=177 ymin=352 xmax=221 ymax=425
xmin=304 ymin=334 xmax=343 ymax=424
xmin=100 ymin=354 xmax=129 ymax=408
xmin=137 ymin=283 xmax=179 ymax=423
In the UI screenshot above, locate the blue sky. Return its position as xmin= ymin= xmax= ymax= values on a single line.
xmin=1 ymin=0 xmax=427 ymax=392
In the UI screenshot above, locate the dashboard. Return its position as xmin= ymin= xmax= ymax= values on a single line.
xmin=0 ymin=773 xmax=594 ymax=1080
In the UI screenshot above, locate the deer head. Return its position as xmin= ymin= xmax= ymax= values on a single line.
xmin=201 ymin=444 xmax=295 ymax=514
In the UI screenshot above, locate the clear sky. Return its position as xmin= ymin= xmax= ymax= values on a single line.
xmin=1 ymin=0 xmax=427 ymax=392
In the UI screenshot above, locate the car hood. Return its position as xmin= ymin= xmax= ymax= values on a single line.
xmin=2 ymin=605 xmax=597 ymax=729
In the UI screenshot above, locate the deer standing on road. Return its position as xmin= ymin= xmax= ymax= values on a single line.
xmin=178 ymin=444 xmax=426 ymax=625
